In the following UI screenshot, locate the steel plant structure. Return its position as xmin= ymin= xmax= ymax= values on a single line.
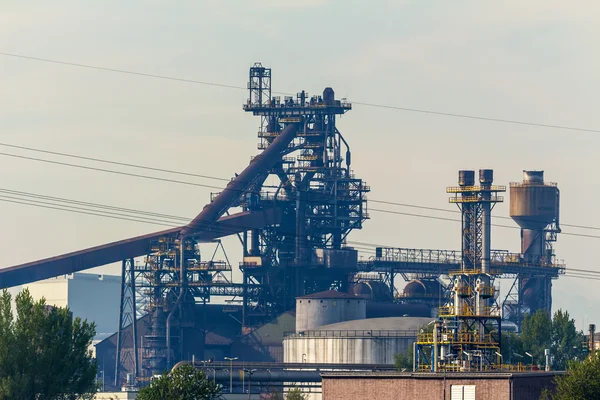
xmin=240 ymin=63 xmax=369 ymax=326
xmin=0 ymin=62 xmax=566 ymax=385
xmin=415 ymin=170 xmax=505 ymax=371
xmin=413 ymin=169 xmax=563 ymax=372
xmin=116 ymin=63 xmax=370 ymax=380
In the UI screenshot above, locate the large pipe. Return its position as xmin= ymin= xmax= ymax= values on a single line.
xmin=433 ymin=321 xmax=439 ymax=372
xmin=479 ymin=169 xmax=493 ymax=274
xmin=181 ymin=123 xmax=299 ymax=237
xmin=171 ymin=361 xmax=398 ymax=372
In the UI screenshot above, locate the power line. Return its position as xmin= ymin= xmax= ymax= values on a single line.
xmin=370 ymin=199 xmax=600 ymax=232
xmin=1 ymin=186 xmax=599 ymax=254
xmin=369 ymin=208 xmax=600 ymax=240
xmin=1 ymin=143 xmax=599 ymax=237
xmin=0 ymin=188 xmax=387 ymax=251
xmin=5 ymin=194 xmax=600 ymax=282
xmin=6 ymin=190 xmax=600 ymax=279
xmin=0 ymin=188 xmax=191 ymax=222
xmin=0 ymin=152 xmax=224 ymax=191
xmin=0 ymin=52 xmax=246 ymax=91
xmin=2 ymin=51 xmax=599 ymax=134
xmin=0 ymin=143 xmax=229 ymax=182
xmin=2 ymin=142 xmax=598 ymax=232
xmin=351 ymin=101 xmax=600 ymax=133
xmin=0 ymin=197 xmax=174 ymax=227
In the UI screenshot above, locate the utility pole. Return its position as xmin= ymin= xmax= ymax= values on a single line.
xmin=589 ymin=324 xmax=596 ymax=357
xmin=225 ymin=357 xmax=238 ymax=393
xmin=244 ymin=368 xmax=256 ymax=400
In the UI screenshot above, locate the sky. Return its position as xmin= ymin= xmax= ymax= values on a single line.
xmin=0 ymin=1 xmax=599 ymax=329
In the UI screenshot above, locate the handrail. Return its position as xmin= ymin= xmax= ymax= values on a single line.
xmin=284 ymin=329 xmax=419 ymax=338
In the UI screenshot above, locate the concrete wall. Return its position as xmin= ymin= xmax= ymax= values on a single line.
xmin=26 ymin=273 xmax=121 ymax=340
xmin=296 ymin=298 xmax=366 ymax=332
xmin=25 ymin=278 xmax=68 ymax=308
xmin=284 ymin=336 xmax=415 ymax=364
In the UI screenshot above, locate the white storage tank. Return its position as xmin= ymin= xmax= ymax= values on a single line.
xmin=284 ymin=317 xmax=430 ymax=400
xmin=295 ymin=290 xmax=366 ymax=332
xmin=285 ymin=317 xmax=431 ymax=365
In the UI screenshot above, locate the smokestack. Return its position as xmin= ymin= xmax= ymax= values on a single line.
xmin=479 ymin=169 xmax=493 ymax=274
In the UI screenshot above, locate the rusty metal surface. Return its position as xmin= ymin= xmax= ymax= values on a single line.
xmin=0 ymin=208 xmax=282 ymax=288
xmin=509 ymin=185 xmax=559 ymax=230
xmin=180 ymin=122 xmax=297 ymax=237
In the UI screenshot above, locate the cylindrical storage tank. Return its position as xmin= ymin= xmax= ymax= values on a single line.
xmin=284 ymin=317 xmax=432 ymax=364
xmin=295 ymin=290 xmax=366 ymax=332
xmin=479 ymin=169 xmax=493 ymax=185
xmin=458 ymin=170 xmax=475 ymax=186
xmin=510 ymin=171 xmax=559 ymax=230
xmin=323 ymin=87 xmax=335 ymax=105
xmin=523 ymin=170 xmax=544 ymax=184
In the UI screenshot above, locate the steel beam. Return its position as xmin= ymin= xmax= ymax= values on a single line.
xmin=0 ymin=208 xmax=282 ymax=288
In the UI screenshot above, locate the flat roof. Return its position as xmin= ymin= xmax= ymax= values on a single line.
xmin=297 ymin=290 xmax=358 ymax=300
xmin=321 ymin=371 xmax=565 ymax=379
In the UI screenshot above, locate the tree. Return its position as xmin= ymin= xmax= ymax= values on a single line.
xmin=540 ymin=352 xmax=600 ymax=399
xmin=521 ymin=309 xmax=553 ymax=365
xmin=286 ymin=387 xmax=307 ymax=400
xmin=394 ymin=346 xmax=413 ymax=371
xmin=550 ymin=310 xmax=585 ymax=370
xmin=0 ymin=289 xmax=98 ymax=400
xmin=511 ymin=309 xmax=585 ymax=369
xmin=137 ymin=363 xmax=221 ymax=400
xmin=500 ymin=331 xmax=525 ymax=364
xmin=260 ymin=387 xmax=284 ymax=400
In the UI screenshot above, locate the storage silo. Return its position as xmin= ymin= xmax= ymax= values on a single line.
xmin=510 ymin=170 xmax=560 ymax=258
xmin=295 ymin=290 xmax=366 ymax=332
xmin=509 ymin=170 xmax=560 ymax=313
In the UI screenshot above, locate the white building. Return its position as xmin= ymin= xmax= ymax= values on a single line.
xmin=25 ymin=272 xmax=121 ymax=340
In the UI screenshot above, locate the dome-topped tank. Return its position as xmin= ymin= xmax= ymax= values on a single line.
xmin=402 ymin=279 xmax=442 ymax=298
xmin=509 ymin=170 xmax=559 ymax=231
xmin=351 ymin=281 xmax=393 ymax=302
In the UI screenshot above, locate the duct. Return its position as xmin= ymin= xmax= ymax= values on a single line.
xmin=180 ymin=123 xmax=299 ymax=237
xmin=211 ymin=370 xmax=322 ymax=383
xmin=0 ymin=208 xmax=282 ymax=288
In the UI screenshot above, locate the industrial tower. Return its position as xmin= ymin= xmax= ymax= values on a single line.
xmin=503 ymin=171 xmax=561 ymax=326
xmin=415 ymin=170 xmax=505 ymax=371
xmin=240 ymin=63 xmax=370 ymax=326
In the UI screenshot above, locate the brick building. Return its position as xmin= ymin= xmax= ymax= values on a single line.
xmin=321 ymin=371 xmax=563 ymax=400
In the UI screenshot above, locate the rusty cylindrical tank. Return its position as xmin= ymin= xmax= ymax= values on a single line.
xmin=509 ymin=171 xmax=559 ymax=231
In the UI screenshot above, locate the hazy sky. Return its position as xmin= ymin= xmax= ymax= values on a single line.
xmin=1 ymin=1 xmax=599 ymax=328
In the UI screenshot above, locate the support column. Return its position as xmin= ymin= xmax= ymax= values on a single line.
xmin=115 ymin=258 xmax=137 ymax=386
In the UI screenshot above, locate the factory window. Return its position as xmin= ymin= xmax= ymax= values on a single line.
xmin=308 ymin=300 xmax=311 ymax=303
xmin=320 ymin=300 xmax=323 ymax=303
xmin=332 ymin=301 xmax=337 ymax=307
xmin=450 ymin=385 xmax=475 ymax=400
